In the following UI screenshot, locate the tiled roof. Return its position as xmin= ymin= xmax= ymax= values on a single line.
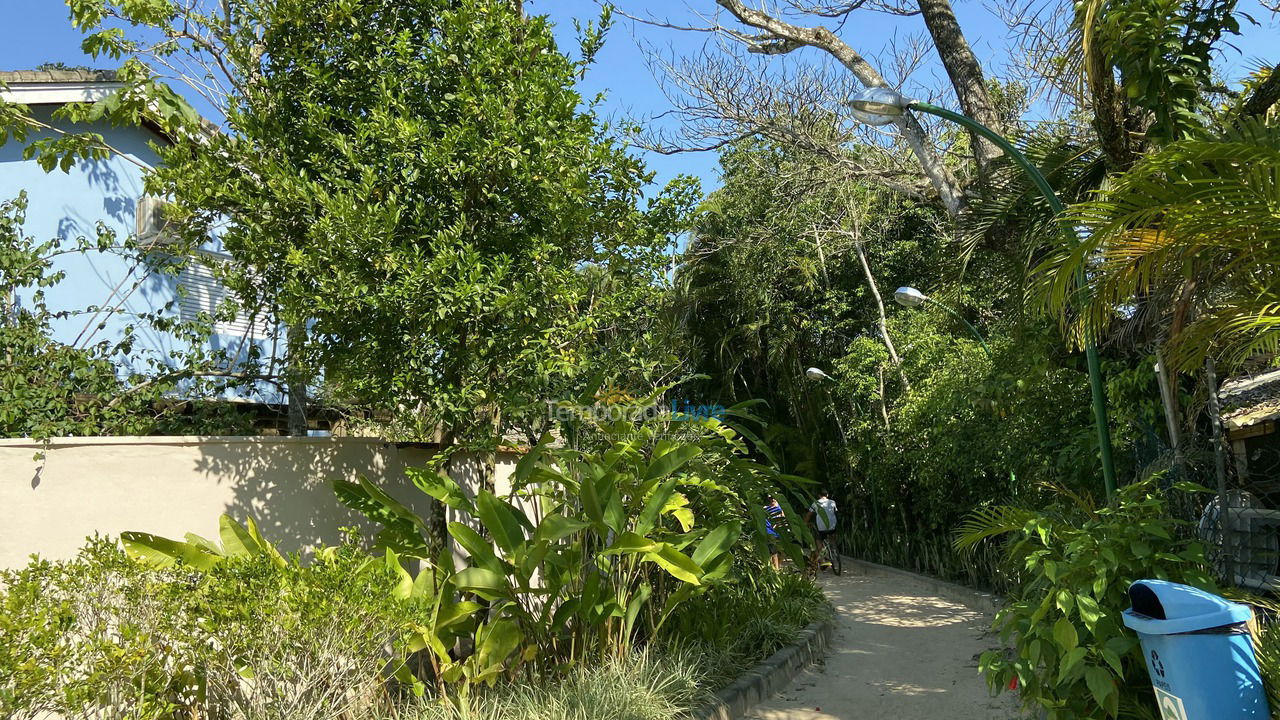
xmin=0 ymin=69 xmax=120 ymax=84
xmin=1222 ymin=369 xmax=1280 ymax=430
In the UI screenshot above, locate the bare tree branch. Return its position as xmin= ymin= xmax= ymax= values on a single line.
xmin=710 ymin=0 xmax=967 ymax=215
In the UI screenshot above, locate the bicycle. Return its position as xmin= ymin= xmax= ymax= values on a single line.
xmin=805 ymin=532 xmax=843 ymax=577
xmin=818 ymin=535 xmax=843 ymax=576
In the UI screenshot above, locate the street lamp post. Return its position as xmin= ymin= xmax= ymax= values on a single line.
xmin=849 ymin=87 xmax=1117 ymax=498
xmin=892 ymin=287 xmax=992 ymax=357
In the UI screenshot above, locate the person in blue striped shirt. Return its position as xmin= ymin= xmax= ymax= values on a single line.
xmin=764 ymin=495 xmax=784 ymax=570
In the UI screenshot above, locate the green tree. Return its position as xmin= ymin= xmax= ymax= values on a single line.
xmin=44 ymin=0 xmax=694 ymax=447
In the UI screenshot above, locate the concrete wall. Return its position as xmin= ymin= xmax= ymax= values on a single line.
xmin=0 ymin=435 xmax=519 ymax=569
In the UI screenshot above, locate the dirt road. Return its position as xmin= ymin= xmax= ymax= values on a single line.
xmin=747 ymin=568 xmax=1023 ymax=720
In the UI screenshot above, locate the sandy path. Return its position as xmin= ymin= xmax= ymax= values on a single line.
xmin=747 ymin=568 xmax=1023 ymax=720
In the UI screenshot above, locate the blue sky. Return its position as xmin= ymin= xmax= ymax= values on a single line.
xmin=4 ymin=1 xmax=1277 ymax=196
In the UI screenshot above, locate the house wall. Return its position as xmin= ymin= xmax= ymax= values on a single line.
xmin=0 ymin=107 xmax=282 ymax=402
xmin=0 ymin=435 xmax=520 ymax=570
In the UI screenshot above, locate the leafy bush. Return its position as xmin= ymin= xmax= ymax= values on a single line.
xmin=0 ymin=193 xmax=259 ymax=440
xmin=957 ymin=480 xmax=1214 ymax=719
xmin=0 ymin=535 xmax=421 ymax=720
xmin=660 ymin=571 xmax=831 ymax=687
xmin=336 ymin=407 xmax=812 ymax=694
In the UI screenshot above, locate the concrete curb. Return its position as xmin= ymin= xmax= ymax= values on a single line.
xmin=690 ymin=616 xmax=836 ymax=720
xmin=842 ymin=556 xmax=1003 ymax=615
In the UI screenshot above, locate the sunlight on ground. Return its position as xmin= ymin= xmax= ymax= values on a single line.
xmin=835 ymin=592 xmax=979 ymax=628
xmin=753 ymin=710 xmax=843 ymax=720
xmin=865 ymin=679 xmax=950 ymax=696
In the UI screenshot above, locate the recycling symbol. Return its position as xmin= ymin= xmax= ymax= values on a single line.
xmin=1151 ymin=650 xmax=1166 ymax=678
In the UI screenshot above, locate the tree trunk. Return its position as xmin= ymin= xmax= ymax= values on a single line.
xmin=848 ymin=226 xmax=910 ymax=392
xmin=1081 ymin=4 xmax=1142 ymax=169
xmin=285 ymin=322 xmax=308 ymax=436
xmin=1205 ymin=357 xmax=1234 ymax=583
xmin=1154 ymin=349 xmax=1183 ymax=471
xmin=915 ymin=0 xmax=1003 ymax=174
xmin=1243 ymin=63 xmax=1280 ymax=117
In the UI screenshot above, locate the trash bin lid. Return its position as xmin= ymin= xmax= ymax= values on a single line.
xmin=1122 ymin=579 xmax=1252 ymax=635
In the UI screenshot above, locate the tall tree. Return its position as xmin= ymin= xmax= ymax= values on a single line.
xmin=51 ymin=0 xmax=692 ymax=447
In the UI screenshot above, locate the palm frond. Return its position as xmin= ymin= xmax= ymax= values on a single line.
xmin=1033 ymin=118 xmax=1280 ymax=370
xmin=953 ymin=504 xmax=1038 ymax=554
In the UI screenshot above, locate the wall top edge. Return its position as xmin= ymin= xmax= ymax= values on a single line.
xmin=0 ymin=436 xmax=529 ymax=453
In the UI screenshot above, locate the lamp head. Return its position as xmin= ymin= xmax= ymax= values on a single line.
xmin=846 ymin=87 xmax=912 ymax=126
xmin=805 ymin=367 xmax=832 ymax=382
xmin=894 ymin=287 xmax=929 ymax=308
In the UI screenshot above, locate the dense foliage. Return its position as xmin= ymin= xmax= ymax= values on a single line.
xmin=958 ymin=480 xmax=1215 ymax=718
xmin=49 ymin=0 xmax=696 ymax=444
xmin=1 ymin=407 xmax=830 ymax=717
xmin=0 ymin=536 xmax=419 ymax=719
xmin=332 ymin=407 xmax=816 ymax=692
xmin=675 ymin=139 xmax=1156 ymax=588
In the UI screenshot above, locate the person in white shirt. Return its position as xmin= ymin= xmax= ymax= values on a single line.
xmin=805 ymin=489 xmax=838 ymax=567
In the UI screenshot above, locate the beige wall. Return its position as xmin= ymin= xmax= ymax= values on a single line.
xmin=0 ymin=436 xmax=519 ymax=569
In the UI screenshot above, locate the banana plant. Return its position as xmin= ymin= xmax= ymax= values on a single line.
xmin=120 ymin=514 xmax=287 ymax=570
xmin=336 ymin=404 xmax=808 ymax=688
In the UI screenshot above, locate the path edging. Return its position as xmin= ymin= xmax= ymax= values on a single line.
xmin=841 ymin=556 xmax=1002 ymax=615
xmin=690 ymin=616 xmax=836 ymax=720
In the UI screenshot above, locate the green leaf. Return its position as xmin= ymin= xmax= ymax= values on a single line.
xmin=1055 ymin=590 xmax=1075 ymax=617
xmin=448 ymin=521 xmax=500 ymax=568
xmin=1053 ymin=616 xmax=1079 ymax=652
xmin=643 ymin=445 xmax=702 ymax=481
xmin=510 ymin=434 xmax=550 ymax=489
xmin=1084 ymin=666 xmax=1115 ymax=709
xmin=121 ymin=531 xmax=221 ymax=570
xmin=535 ymin=513 xmax=591 ymax=542
xmin=693 ymin=522 xmax=740 ymax=568
xmin=645 ymin=543 xmax=702 ymax=585
xmin=1076 ymin=595 xmax=1102 ymax=630
xmin=452 ymin=567 xmax=511 ymax=600
xmin=386 ymin=549 xmax=414 ymax=600
xmin=603 ymin=531 xmax=658 ymax=555
xmin=635 ymin=478 xmax=676 ymax=535
xmin=219 ymin=514 xmax=261 ymax=559
xmin=1057 ymin=646 xmax=1088 ymax=684
xmin=408 ymin=467 xmax=474 ymax=514
xmin=623 ymin=582 xmax=652 ymax=642
xmin=474 ymin=491 xmax=527 ymax=553
xmin=241 ymin=516 xmax=286 ymax=567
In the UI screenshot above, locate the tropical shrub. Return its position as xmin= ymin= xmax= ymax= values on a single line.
xmin=957 ymin=480 xmax=1214 ymax=719
xmin=0 ymin=533 xmax=421 ymax=720
xmin=336 ymin=406 xmax=812 ymax=695
xmin=1038 ymin=119 xmax=1280 ymax=372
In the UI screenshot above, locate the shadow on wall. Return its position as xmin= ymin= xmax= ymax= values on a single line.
xmin=0 ymin=436 xmax=526 ymax=570
xmin=193 ymin=437 xmax=437 ymax=553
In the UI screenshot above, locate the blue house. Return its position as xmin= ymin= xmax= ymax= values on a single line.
xmin=0 ymin=69 xmax=289 ymax=417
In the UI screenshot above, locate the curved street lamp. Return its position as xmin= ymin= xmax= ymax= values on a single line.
xmin=893 ymin=287 xmax=991 ymax=357
xmin=850 ymin=87 xmax=1117 ymax=497
xmin=805 ymin=367 xmax=834 ymax=382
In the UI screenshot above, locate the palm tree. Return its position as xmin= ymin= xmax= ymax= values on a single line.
xmin=1035 ymin=118 xmax=1280 ymax=372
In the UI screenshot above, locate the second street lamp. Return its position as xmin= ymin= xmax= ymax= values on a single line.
xmin=893 ymin=287 xmax=992 ymax=358
xmin=849 ymin=86 xmax=1117 ymax=498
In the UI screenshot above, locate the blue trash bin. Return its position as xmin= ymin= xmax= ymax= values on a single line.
xmin=1122 ymin=579 xmax=1270 ymax=720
